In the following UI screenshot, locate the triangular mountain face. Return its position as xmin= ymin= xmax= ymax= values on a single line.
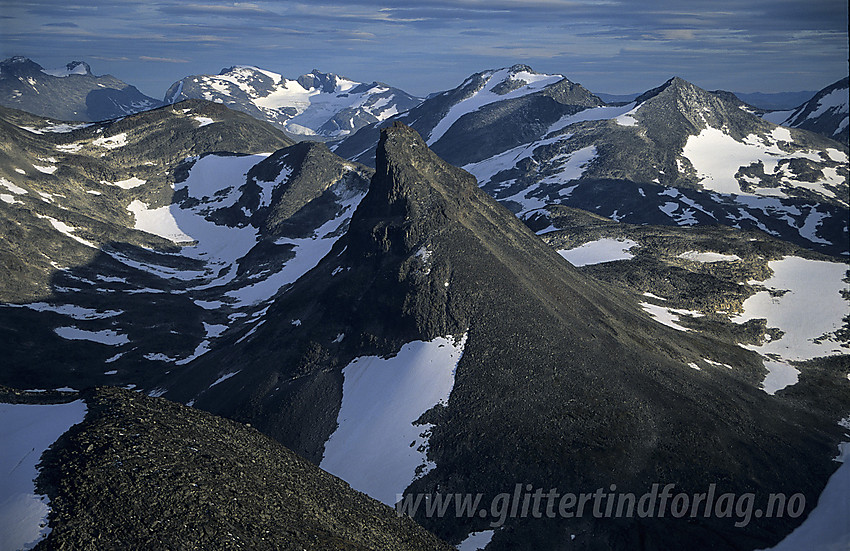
xmin=0 ymin=101 xmax=373 ymax=392
xmin=2 ymin=387 xmax=450 ymax=551
xmin=161 ymin=124 xmax=846 ymax=550
xmin=763 ymin=77 xmax=849 ymax=146
xmin=164 ymin=66 xmax=422 ymax=139
xmin=332 ymin=64 xmax=604 ymax=167
xmin=0 ymin=57 xmax=164 ymax=121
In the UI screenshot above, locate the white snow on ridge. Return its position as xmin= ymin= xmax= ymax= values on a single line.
xmin=321 ymin=334 xmax=468 ymax=506
xmin=732 ymin=256 xmax=849 ymax=394
xmin=428 ymin=68 xmax=563 ymax=146
xmin=42 ymin=64 xmax=89 ymax=77
xmin=678 ymin=251 xmax=741 ymax=263
xmin=196 ymin=66 xmax=407 ymax=137
xmin=0 ymin=400 xmax=87 ymax=551
xmin=547 ymin=104 xmax=636 ymax=134
xmin=809 ymin=87 xmax=849 ymax=119
xmin=558 ymin=238 xmax=638 ymax=266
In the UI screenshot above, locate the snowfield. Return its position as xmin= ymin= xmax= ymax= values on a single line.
xmin=0 ymin=400 xmax=87 ymax=551
xmin=558 ymin=238 xmax=638 ymax=266
xmin=428 ymin=68 xmax=564 ymax=145
xmin=681 ymin=127 xmax=845 ymax=203
xmin=321 ymin=334 xmax=468 ymax=506
xmin=732 ymin=256 xmax=849 ymax=394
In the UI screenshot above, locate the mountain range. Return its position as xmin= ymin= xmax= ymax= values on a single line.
xmin=0 ymin=58 xmax=848 ymax=551
xmin=333 ymin=72 xmax=848 ymax=256
xmin=164 ymin=66 xmax=422 ymax=140
xmin=0 ymin=57 xmax=163 ymax=121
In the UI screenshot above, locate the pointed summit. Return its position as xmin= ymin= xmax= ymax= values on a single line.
xmin=160 ymin=122 xmax=844 ymax=548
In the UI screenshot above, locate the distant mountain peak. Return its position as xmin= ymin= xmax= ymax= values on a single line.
xmin=165 ymin=65 xmax=421 ymax=138
xmin=0 ymin=56 xmax=163 ymax=120
xmin=633 ymin=76 xmax=695 ymax=104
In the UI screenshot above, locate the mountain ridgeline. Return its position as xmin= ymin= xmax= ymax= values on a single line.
xmin=165 ymin=66 xmax=422 ymax=139
xmin=0 ymin=57 xmax=164 ymax=121
xmin=158 ymin=123 xmax=846 ymax=549
xmin=334 ymin=74 xmax=848 ymax=256
xmin=0 ymin=60 xmax=848 ymax=551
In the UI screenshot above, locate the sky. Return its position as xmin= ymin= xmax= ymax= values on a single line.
xmin=0 ymin=0 xmax=847 ymax=99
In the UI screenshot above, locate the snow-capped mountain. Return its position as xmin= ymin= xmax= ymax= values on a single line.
xmin=763 ymin=77 xmax=849 ymax=145
xmin=0 ymin=56 xmax=164 ymax=121
xmin=333 ymin=64 xmax=604 ymax=166
xmin=0 ymin=87 xmax=850 ymax=550
xmin=164 ymin=66 xmax=422 ymax=139
xmin=337 ymin=74 xmax=849 ymax=255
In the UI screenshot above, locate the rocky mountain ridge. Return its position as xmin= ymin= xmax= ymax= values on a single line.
xmin=0 ymin=56 xmax=164 ymax=121
xmin=165 ymin=66 xmax=422 ymax=139
xmin=335 ymin=71 xmax=849 ymax=255
xmin=763 ymin=76 xmax=849 ymax=146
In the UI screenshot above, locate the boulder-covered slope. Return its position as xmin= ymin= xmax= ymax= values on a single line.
xmin=0 ymin=386 xmax=453 ymax=551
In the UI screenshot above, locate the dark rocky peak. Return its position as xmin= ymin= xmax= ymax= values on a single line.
xmin=349 ymin=122 xmax=478 ymax=255
xmin=248 ymin=140 xmax=371 ymax=235
xmin=633 ymin=76 xmax=694 ymax=105
xmin=297 ymin=69 xmax=341 ymax=93
xmin=631 ymin=76 xmax=771 ymax=138
xmin=0 ymin=56 xmax=44 ymax=76
xmin=63 ymin=61 xmax=92 ymax=75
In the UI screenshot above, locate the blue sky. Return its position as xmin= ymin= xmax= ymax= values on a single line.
xmin=1 ymin=0 xmax=847 ymax=98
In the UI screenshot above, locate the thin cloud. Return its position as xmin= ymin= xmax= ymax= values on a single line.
xmin=139 ymin=56 xmax=190 ymax=63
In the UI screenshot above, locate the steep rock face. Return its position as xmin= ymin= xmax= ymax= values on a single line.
xmin=763 ymin=77 xmax=849 ymax=145
xmin=25 ymin=387 xmax=452 ymax=551
xmin=165 ymin=66 xmax=422 ymax=139
xmin=0 ymin=57 xmax=163 ymax=121
xmin=161 ymin=124 xmax=847 ymax=550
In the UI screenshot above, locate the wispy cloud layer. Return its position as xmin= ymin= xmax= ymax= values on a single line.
xmin=1 ymin=0 xmax=846 ymax=97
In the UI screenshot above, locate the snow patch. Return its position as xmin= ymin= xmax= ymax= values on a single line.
xmin=54 ymin=326 xmax=129 ymax=345
xmin=457 ymin=530 xmax=496 ymax=550
xmin=127 ymin=200 xmax=194 ymax=243
xmin=92 ymin=133 xmax=128 ymax=149
xmin=678 ymin=251 xmax=741 ymax=263
xmin=104 ymin=177 xmax=146 ymax=189
xmin=732 ymin=256 xmax=848 ymax=394
xmin=0 ymin=401 xmax=87 ymax=551
xmin=321 ymin=334 xmax=468 ymax=506
xmin=558 ymin=238 xmax=638 ymax=266
xmin=640 ymin=303 xmax=703 ymax=332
